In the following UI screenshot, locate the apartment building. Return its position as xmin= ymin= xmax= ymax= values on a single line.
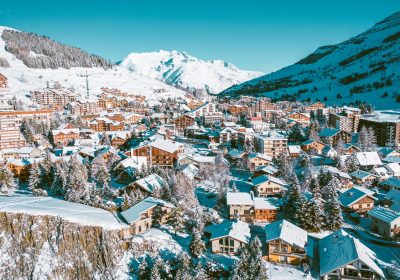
xmin=187 ymin=102 xmax=217 ymax=118
xmin=359 ymin=110 xmax=400 ymax=147
xmin=254 ymin=132 xmax=288 ymax=158
xmin=31 ymin=88 xmax=78 ymax=109
xmin=328 ymin=107 xmax=361 ymax=133
xmin=66 ymin=100 xmax=100 ymax=115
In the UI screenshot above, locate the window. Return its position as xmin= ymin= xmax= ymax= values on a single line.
xmin=230 ymin=239 xmax=234 ymax=246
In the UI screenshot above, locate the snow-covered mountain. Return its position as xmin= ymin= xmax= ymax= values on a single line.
xmin=0 ymin=26 xmax=187 ymax=105
xmin=222 ymin=12 xmax=400 ymax=109
xmin=120 ymin=50 xmax=263 ymax=94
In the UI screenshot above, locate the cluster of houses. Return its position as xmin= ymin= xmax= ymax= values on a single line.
xmin=1 ymin=73 xmax=399 ymax=279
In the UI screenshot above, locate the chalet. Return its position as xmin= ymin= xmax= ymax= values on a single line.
xmin=379 ymin=177 xmax=400 ymax=191
xmin=338 ymin=186 xmax=376 ymax=214
xmin=356 ymin=152 xmax=382 ymax=169
xmin=52 ymin=124 xmax=80 ymax=146
xmin=321 ymin=146 xmax=337 ymax=158
xmin=288 ymin=145 xmax=301 ymax=158
xmin=264 ymin=219 xmax=307 ymax=265
xmin=120 ymin=197 xmax=174 ymax=235
xmin=385 ymin=163 xmax=400 ymax=177
xmin=368 ymin=206 xmax=400 ymax=238
xmin=350 ymin=170 xmax=377 ymax=185
xmin=253 ymin=165 xmax=279 ymax=177
xmin=178 ymin=164 xmax=199 ymax=181
xmin=318 ymin=128 xmax=352 ymax=146
xmin=342 ymin=143 xmax=360 ymax=155
xmin=252 ymin=175 xmax=287 ymax=197
xmin=247 ymin=152 xmax=272 ymax=171
xmin=300 ymin=140 xmax=325 ymax=154
xmin=286 ymin=112 xmax=311 ymax=125
xmin=178 ymin=154 xmax=215 ymax=169
xmin=219 ymin=127 xmax=238 ymax=143
xmin=128 ymin=173 xmax=166 ymax=195
xmin=127 ymin=139 xmax=181 ymax=168
xmin=0 ymin=147 xmax=42 ymax=160
xmin=318 ymin=230 xmax=384 ymax=280
xmin=253 ymin=197 xmax=279 ymax=223
xmin=173 ymin=115 xmax=195 ymax=133
xmin=226 ymin=192 xmax=254 ymax=222
xmin=372 ymin=166 xmax=391 ymax=181
xmin=205 ymin=219 xmax=250 ymax=255
xmin=114 ymin=156 xmax=147 ymax=184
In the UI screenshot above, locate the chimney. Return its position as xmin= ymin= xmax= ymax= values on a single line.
xmin=250 ymin=191 xmax=254 ymax=200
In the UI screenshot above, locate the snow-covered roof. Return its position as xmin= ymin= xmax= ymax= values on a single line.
xmin=318 ymin=127 xmax=340 ymax=137
xmin=319 ymin=230 xmax=384 ymax=278
xmin=226 ymin=192 xmax=253 ymax=205
xmin=265 ymin=219 xmax=307 ymax=248
xmin=288 ymin=145 xmax=301 ymax=154
xmin=0 ymin=196 xmax=127 ymax=230
xmin=133 ymin=173 xmax=166 ymax=193
xmin=179 ymin=164 xmax=199 ymax=180
xmin=248 ymin=152 xmax=273 ymax=162
xmin=120 ymin=197 xmax=174 ymax=225
xmin=52 ymin=128 xmax=80 ymax=135
xmin=339 ymin=186 xmax=376 ymax=207
xmin=252 ymin=174 xmax=287 ymax=187
xmin=368 ymin=206 xmax=400 ymax=224
xmin=356 ymin=152 xmax=382 ymax=166
xmin=150 ymin=139 xmax=179 ymax=153
xmin=350 ymin=170 xmax=374 ymax=180
xmin=206 ymin=219 xmax=251 ymax=244
xmin=253 ymin=197 xmax=279 ymax=210
xmin=385 ymin=162 xmax=400 ymax=174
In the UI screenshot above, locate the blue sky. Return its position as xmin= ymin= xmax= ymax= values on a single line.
xmin=1 ymin=0 xmax=400 ymax=73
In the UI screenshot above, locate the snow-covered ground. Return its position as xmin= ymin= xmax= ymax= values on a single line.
xmin=0 ymin=195 xmax=127 ymax=229
xmin=0 ymin=26 xmax=187 ymax=105
xmin=120 ymin=50 xmax=263 ymax=94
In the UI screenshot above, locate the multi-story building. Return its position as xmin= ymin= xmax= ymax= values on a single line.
xmin=0 ymin=129 xmax=26 ymax=150
xmin=328 ymin=107 xmax=361 ymax=133
xmin=52 ymin=124 xmax=81 ymax=146
xmin=359 ymin=110 xmax=400 ymax=147
xmin=265 ymin=219 xmax=307 ymax=265
xmin=89 ymin=117 xmax=124 ymax=132
xmin=204 ymin=112 xmax=224 ymax=124
xmin=66 ymin=100 xmax=100 ymax=116
xmin=254 ymin=132 xmax=288 ymax=158
xmin=0 ymin=110 xmax=54 ymax=130
xmin=174 ymin=115 xmax=195 ymax=133
xmin=31 ymin=88 xmax=78 ymax=109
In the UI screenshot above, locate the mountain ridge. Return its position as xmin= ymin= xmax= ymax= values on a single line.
xmin=221 ymin=11 xmax=400 ymax=109
xmin=120 ymin=50 xmax=263 ymax=94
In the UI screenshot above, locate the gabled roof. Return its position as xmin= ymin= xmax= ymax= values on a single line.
xmin=318 ymin=127 xmax=341 ymax=138
xmin=133 ymin=173 xmax=166 ymax=193
xmin=205 ymin=219 xmax=251 ymax=244
xmin=252 ymin=174 xmax=287 ymax=187
xmin=339 ymin=186 xmax=376 ymax=207
xmin=150 ymin=139 xmax=180 ymax=153
xmin=356 ymin=152 xmax=382 ymax=166
xmin=379 ymin=177 xmax=400 ymax=189
xmin=368 ymin=206 xmax=400 ymax=224
xmin=319 ymin=230 xmax=384 ymax=278
xmin=226 ymin=192 xmax=253 ymax=205
xmin=350 ymin=170 xmax=374 ymax=180
xmin=253 ymin=197 xmax=279 ymax=210
xmin=120 ymin=197 xmax=174 ymax=224
xmin=265 ymin=219 xmax=307 ymax=248
xmin=384 ymin=188 xmax=400 ymax=202
xmin=248 ymin=152 xmax=272 ymax=162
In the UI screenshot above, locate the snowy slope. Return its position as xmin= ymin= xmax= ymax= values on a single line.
xmin=120 ymin=50 xmax=263 ymax=94
xmin=0 ymin=26 xmax=187 ymax=105
xmin=222 ymin=12 xmax=400 ymax=109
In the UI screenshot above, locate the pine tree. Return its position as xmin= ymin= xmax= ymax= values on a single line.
xmin=308 ymin=178 xmax=320 ymax=193
xmin=357 ymin=126 xmax=369 ymax=151
xmin=65 ymin=156 xmax=89 ymax=203
xmin=175 ymin=252 xmax=192 ymax=280
xmin=0 ymin=166 xmax=16 ymax=194
xmin=150 ymin=257 xmax=163 ymax=280
xmin=345 ymin=153 xmax=359 ymax=173
xmin=190 ymin=229 xmax=206 ymax=258
xmin=168 ymin=204 xmax=185 ymax=235
xmin=152 ymin=205 xmax=164 ymax=226
xmin=138 ymin=257 xmax=151 ymax=280
xmin=51 ymin=161 xmax=68 ymax=195
xmin=91 ymin=155 xmax=110 ymax=189
xmin=28 ymin=163 xmax=42 ymax=190
xmin=301 ymin=198 xmax=324 ymax=232
xmin=285 ymin=181 xmax=305 ymax=222
xmin=324 ymin=194 xmax=343 ymax=231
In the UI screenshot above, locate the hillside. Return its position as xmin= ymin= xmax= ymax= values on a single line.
xmin=120 ymin=50 xmax=263 ymax=94
xmin=0 ymin=27 xmax=187 ymax=104
xmin=221 ymin=12 xmax=400 ymax=109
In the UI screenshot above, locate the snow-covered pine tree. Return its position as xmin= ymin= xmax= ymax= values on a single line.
xmin=91 ymin=155 xmax=110 ymax=189
xmin=345 ymin=153 xmax=359 ymax=173
xmin=357 ymin=126 xmax=369 ymax=151
xmin=285 ymin=180 xmax=305 ymax=222
xmin=323 ymin=193 xmax=343 ymax=231
xmin=301 ymin=198 xmax=324 ymax=232
xmin=190 ymin=229 xmax=206 ymax=258
xmin=175 ymin=252 xmax=192 ymax=280
xmin=150 ymin=257 xmax=163 ymax=280
xmin=168 ymin=204 xmax=185 ymax=235
xmin=0 ymin=166 xmax=16 ymax=194
xmin=65 ymin=156 xmax=89 ymax=203
xmin=137 ymin=257 xmax=151 ymax=280
xmin=28 ymin=163 xmax=42 ymax=190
